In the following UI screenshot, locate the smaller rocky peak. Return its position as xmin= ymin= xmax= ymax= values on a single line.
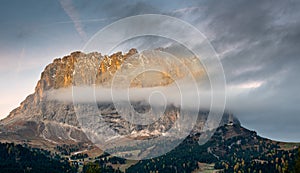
xmin=127 ymin=48 xmax=138 ymax=56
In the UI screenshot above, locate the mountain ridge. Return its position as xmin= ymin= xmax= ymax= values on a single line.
xmin=0 ymin=49 xmax=237 ymax=152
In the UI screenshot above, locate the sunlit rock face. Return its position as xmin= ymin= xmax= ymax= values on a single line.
xmin=0 ymin=49 xmax=239 ymax=151
xmin=36 ymin=48 xmax=205 ymax=90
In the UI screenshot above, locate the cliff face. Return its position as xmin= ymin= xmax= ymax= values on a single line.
xmin=0 ymin=49 xmax=239 ymax=151
xmin=4 ymin=50 xmax=135 ymax=121
xmin=0 ymin=52 xmax=101 ymax=148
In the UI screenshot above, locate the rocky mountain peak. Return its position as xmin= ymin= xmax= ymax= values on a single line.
xmin=34 ymin=49 xmax=140 ymax=93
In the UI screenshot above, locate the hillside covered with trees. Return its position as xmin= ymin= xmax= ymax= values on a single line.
xmin=0 ymin=142 xmax=75 ymax=173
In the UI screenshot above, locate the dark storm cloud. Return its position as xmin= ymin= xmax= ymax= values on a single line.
xmin=207 ymin=1 xmax=299 ymax=83
xmin=172 ymin=0 xmax=300 ymax=141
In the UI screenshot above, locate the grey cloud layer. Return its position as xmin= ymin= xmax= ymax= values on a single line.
xmin=177 ymin=0 xmax=300 ymax=141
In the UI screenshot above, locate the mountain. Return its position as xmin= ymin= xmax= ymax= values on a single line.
xmin=0 ymin=49 xmax=235 ymax=150
xmin=0 ymin=49 xmax=298 ymax=172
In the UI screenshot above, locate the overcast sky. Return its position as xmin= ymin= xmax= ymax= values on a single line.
xmin=0 ymin=0 xmax=299 ymax=142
